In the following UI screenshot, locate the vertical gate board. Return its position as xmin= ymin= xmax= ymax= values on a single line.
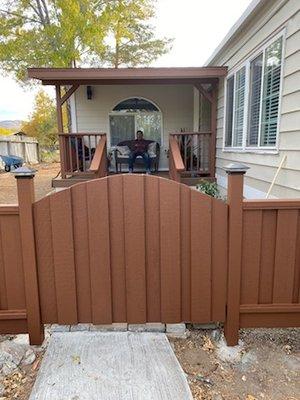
xmin=123 ymin=175 xmax=147 ymax=323
xmin=86 ymin=180 xmax=112 ymax=324
xmin=0 ymin=218 xmax=7 ymax=309
xmin=258 ymin=210 xmax=277 ymax=304
xmin=273 ymin=210 xmax=298 ymax=303
xmin=34 ymin=197 xmax=57 ymax=322
xmin=50 ymin=190 xmax=77 ymax=324
xmin=71 ymin=184 xmax=92 ymax=322
xmin=180 ymin=185 xmax=191 ymax=322
xmin=0 ymin=216 xmax=25 ymax=310
xmin=241 ymin=210 xmax=263 ymax=305
xmin=108 ymin=176 xmax=127 ymax=322
xmin=145 ymin=176 xmax=161 ymax=322
xmin=191 ymin=191 xmax=211 ymax=322
xmin=293 ymin=212 xmax=300 ymax=303
xmin=160 ymin=179 xmax=181 ymax=322
xmin=211 ymin=199 xmax=227 ymax=321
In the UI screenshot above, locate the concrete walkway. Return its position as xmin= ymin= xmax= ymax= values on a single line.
xmin=30 ymin=332 xmax=193 ymax=400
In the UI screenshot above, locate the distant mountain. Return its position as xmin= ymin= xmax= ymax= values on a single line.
xmin=0 ymin=120 xmax=24 ymax=131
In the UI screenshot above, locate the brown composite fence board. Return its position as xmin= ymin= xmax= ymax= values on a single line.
xmin=71 ymin=183 xmax=92 ymax=322
xmin=107 ymin=175 xmax=127 ymax=322
xmin=0 ymin=218 xmax=7 ymax=309
xmin=86 ymin=179 xmax=112 ymax=324
xmin=241 ymin=210 xmax=263 ymax=305
xmin=33 ymin=197 xmax=58 ymax=323
xmin=180 ymin=184 xmax=191 ymax=322
xmin=293 ymin=214 xmax=300 ymax=303
xmin=160 ymin=179 xmax=181 ymax=322
xmin=144 ymin=176 xmax=161 ymax=322
xmin=211 ymin=199 xmax=228 ymax=322
xmin=273 ymin=209 xmax=298 ymax=304
xmin=49 ymin=190 xmax=78 ymax=324
xmin=123 ymin=175 xmax=147 ymax=323
xmin=258 ymin=210 xmax=277 ymax=304
xmin=190 ymin=190 xmax=212 ymax=322
xmin=0 ymin=215 xmax=25 ymax=310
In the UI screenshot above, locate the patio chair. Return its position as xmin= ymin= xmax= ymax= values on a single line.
xmin=114 ymin=140 xmax=160 ymax=173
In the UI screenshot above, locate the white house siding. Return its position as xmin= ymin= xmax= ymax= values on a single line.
xmin=73 ymin=84 xmax=194 ymax=170
xmin=209 ymin=0 xmax=300 ymax=198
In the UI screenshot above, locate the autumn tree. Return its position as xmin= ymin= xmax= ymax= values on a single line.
xmin=100 ymin=0 xmax=172 ymax=68
xmin=0 ymin=0 xmax=172 ymax=81
xmin=21 ymin=90 xmax=58 ymax=148
xmin=0 ymin=127 xmax=13 ymax=135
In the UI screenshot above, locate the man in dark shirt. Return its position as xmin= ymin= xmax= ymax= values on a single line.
xmin=128 ymin=130 xmax=151 ymax=174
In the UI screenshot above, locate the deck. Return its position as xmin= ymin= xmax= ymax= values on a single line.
xmin=53 ymin=132 xmax=215 ymax=188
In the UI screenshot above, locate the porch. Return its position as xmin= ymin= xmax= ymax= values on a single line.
xmin=27 ymin=67 xmax=227 ymax=187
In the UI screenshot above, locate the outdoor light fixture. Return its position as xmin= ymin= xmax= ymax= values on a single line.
xmin=87 ymin=86 xmax=92 ymax=100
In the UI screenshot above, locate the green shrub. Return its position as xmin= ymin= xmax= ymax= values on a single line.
xmin=196 ymin=180 xmax=220 ymax=198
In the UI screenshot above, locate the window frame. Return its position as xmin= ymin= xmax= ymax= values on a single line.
xmin=223 ymin=29 xmax=285 ymax=154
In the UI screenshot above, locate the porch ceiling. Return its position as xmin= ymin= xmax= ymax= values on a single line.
xmin=27 ymin=67 xmax=227 ymax=85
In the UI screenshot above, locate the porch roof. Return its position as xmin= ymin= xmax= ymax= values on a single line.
xmin=27 ymin=67 xmax=227 ymax=85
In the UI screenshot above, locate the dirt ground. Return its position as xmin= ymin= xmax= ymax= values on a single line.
xmin=0 ymin=163 xmax=60 ymax=204
xmin=171 ymin=327 xmax=300 ymax=400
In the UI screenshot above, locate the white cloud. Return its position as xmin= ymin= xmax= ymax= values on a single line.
xmin=0 ymin=0 xmax=252 ymax=120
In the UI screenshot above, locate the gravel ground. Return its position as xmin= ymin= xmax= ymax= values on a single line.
xmin=0 ymin=163 xmax=60 ymax=204
xmin=170 ymin=327 xmax=300 ymax=400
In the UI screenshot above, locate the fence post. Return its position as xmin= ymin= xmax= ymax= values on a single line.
xmin=14 ymin=167 xmax=44 ymax=345
xmin=224 ymin=163 xmax=249 ymax=346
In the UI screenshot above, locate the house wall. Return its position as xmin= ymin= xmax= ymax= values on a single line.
xmin=209 ymin=0 xmax=300 ymax=198
xmin=73 ymin=84 xmax=194 ymax=169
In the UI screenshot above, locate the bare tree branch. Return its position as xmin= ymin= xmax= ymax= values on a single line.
xmin=0 ymin=8 xmax=42 ymax=24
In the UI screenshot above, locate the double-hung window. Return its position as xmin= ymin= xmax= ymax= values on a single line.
xmin=224 ymin=35 xmax=283 ymax=151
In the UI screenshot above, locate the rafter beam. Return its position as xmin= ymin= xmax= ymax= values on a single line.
xmin=59 ymin=84 xmax=80 ymax=106
xmin=194 ymin=83 xmax=213 ymax=103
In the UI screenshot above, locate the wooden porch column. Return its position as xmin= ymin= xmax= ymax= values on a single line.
xmin=14 ymin=167 xmax=44 ymax=345
xmin=210 ymin=84 xmax=218 ymax=178
xmin=55 ymin=85 xmax=66 ymax=179
xmin=224 ymin=163 xmax=249 ymax=346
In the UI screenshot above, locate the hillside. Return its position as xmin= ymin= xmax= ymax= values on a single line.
xmin=0 ymin=120 xmax=23 ymax=131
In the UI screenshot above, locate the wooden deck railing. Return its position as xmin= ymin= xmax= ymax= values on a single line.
xmin=170 ymin=132 xmax=212 ymax=178
xmin=169 ymin=136 xmax=185 ymax=182
xmin=89 ymin=135 xmax=108 ymax=178
xmin=58 ymin=132 xmax=106 ymax=178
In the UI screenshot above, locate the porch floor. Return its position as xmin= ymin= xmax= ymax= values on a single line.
xmin=52 ymin=171 xmax=214 ymax=188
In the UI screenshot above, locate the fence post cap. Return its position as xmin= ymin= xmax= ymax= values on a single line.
xmin=13 ymin=166 xmax=36 ymax=179
xmin=224 ymin=163 xmax=249 ymax=175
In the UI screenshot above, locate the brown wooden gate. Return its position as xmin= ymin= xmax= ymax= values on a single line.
xmin=33 ymin=174 xmax=228 ymax=326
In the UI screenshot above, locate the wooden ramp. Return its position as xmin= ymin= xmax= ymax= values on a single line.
xmin=29 ymin=332 xmax=193 ymax=400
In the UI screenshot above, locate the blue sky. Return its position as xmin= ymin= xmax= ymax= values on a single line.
xmin=0 ymin=0 xmax=252 ymax=121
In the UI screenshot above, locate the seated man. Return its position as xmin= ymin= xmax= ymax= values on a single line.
xmin=128 ymin=130 xmax=151 ymax=174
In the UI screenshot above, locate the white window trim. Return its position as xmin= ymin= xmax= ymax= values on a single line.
xmin=223 ymin=29 xmax=286 ymax=154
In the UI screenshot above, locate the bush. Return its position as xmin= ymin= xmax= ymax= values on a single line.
xmin=196 ymin=180 xmax=220 ymax=198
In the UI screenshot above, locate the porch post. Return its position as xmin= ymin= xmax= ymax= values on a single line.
xmin=55 ymin=85 xmax=66 ymax=178
xmin=224 ymin=163 xmax=249 ymax=346
xmin=14 ymin=167 xmax=44 ymax=345
xmin=210 ymin=84 xmax=218 ymax=178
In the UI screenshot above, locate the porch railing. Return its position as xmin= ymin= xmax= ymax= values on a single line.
xmin=169 ymin=136 xmax=185 ymax=182
xmin=169 ymin=132 xmax=212 ymax=181
xmin=58 ymin=133 xmax=107 ymax=179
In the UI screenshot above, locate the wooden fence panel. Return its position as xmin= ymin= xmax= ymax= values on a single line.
xmin=240 ymin=203 xmax=300 ymax=330
xmin=0 ymin=208 xmax=27 ymax=334
xmin=33 ymin=175 xmax=228 ymax=326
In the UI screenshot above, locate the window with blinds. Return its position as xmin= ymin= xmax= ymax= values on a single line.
xmin=247 ymin=54 xmax=263 ymax=146
xmin=224 ymin=34 xmax=283 ymax=151
xmin=260 ymin=37 xmax=283 ymax=146
xmin=233 ymin=67 xmax=246 ymax=147
xmin=225 ymin=76 xmax=234 ymax=146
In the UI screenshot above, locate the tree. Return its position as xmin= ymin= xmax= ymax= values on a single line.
xmin=0 ymin=0 xmax=109 ymax=81
xmin=21 ymin=90 xmax=58 ymax=148
xmin=0 ymin=127 xmax=13 ymax=135
xmin=102 ymin=0 xmax=172 ymax=68
xmin=0 ymin=0 xmax=172 ymax=81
